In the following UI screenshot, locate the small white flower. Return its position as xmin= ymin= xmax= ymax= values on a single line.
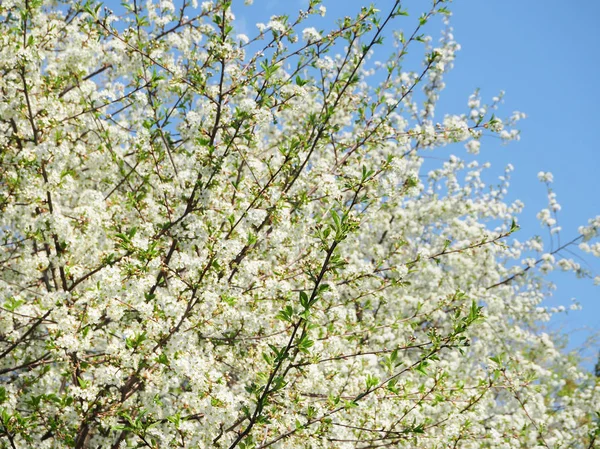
xmin=267 ymin=18 xmax=286 ymax=33
xmin=237 ymin=33 xmax=249 ymax=45
xmin=465 ymin=139 xmax=481 ymax=154
xmin=537 ymin=171 xmax=554 ymax=183
xmin=302 ymin=27 xmax=321 ymax=42
xmin=201 ymin=1 xmax=213 ymax=12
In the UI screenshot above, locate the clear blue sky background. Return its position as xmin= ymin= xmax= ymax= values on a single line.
xmin=104 ymin=0 xmax=600 ymax=368
xmin=437 ymin=0 xmax=600 ymax=368
xmin=234 ymin=0 xmax=600 ymax=368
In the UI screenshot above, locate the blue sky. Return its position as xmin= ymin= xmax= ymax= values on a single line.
xmin=103 ymin=0 xmax=600 ymax=368
xmin=432 ymin=0 xmax=600 ymax=367
xmin=233 ymin=0 xmax=600 ymax=367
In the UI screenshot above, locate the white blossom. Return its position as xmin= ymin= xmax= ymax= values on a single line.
xmin=0 ymin=2 xmax=597 ymax=448
xmin=302 ymin=27 xmax=321 ymax=42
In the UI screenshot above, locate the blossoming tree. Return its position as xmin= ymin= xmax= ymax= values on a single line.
xmin=0 ymin=0 xmax=598 ymax=447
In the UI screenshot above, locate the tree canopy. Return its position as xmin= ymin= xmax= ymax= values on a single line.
xmin=0 ymin=0 xmax=598 ymax=448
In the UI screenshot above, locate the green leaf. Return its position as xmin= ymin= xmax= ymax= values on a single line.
xmin=275 ymin=305 xmax=294 ymax=322
xmin=296 ymin=334 xmax=314 ymax=354
xmin=489 ymin=354 xmax=503 ymax=365
xmin=3 ymin=297 xmax=24 ymax=312
xmin=299 ymin=291 xmax=310 ymax=310
xmin=414 ymin=361 xmax=429 ymax=376
xmin=295 ymin=75 xmax=308 ymax=86
xmin=365 ymin=374 xmax=379 ymax=389
xmin=126 ymin=332 xmax=147 ymax=350
xmin=77 ymin=377 xmax=89 ymax=389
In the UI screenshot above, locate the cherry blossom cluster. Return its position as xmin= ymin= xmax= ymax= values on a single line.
xmin=0 ymin=0 xmax=598 ymax=448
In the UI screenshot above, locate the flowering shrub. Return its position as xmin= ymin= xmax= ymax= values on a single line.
xmin=0 ymin=0 xmax=598 ymax=447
